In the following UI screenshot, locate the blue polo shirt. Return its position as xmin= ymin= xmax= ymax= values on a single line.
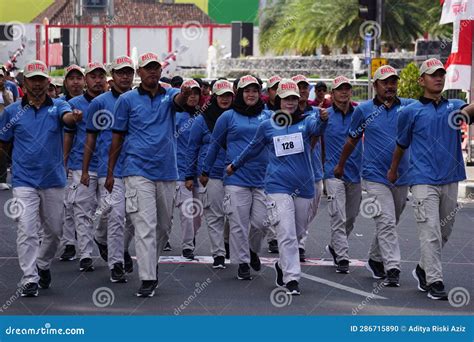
xmin=66 ymin=92 xmax=100 ymax=172
xmin=176 ymin=111 xmax=198 ymax=181
xmin=0 ymin=96 xmax=72 ymax=189
xmin=232 ymin=115 xmax=326 ymax=198
xmin=322 ymin=104 xmax=362 ymax=183
xmin=396 ymin=97 xmax=467 ymax=185
xmin=112 ymin=85 xmax=180 ymax=181
xmin=185 ymin=115 xmax=226 ymax=181
xmin=203 ymin=109 xmax=272 ymax=188
xmin=350 ymin=97 xmax=414 ymax=186
xmin=86 ymin=88 xmax=126 ymax=178
xmin=304 ymin=106 xmax=324 ymax=182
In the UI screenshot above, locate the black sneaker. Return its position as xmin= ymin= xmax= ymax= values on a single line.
xmin=21 ymin=283 xmax=39 ymax=297
xmin=365 ymin=259 xmax=386 ymax=279
xmin=268 ymin=240 xmax=279 ymax=253
xmin=299 ymin=248 xmax=306 ymax=263
xmin=79 ymin=258 xmax=94 ymax=272
xmin=383 ymin=268 xmax=400 ymax=287
xmin=37 ymin=266 xmax=51 ymax=289
xmin=212 ymin=256 xmax=226 ymax=269
xmin=325 ymin=244 xmax=338 ymax=266
xmin=94 ymin=238 xmax=108 ymax=262
xmin=110 ymin=263 xmax=127 ymax=283
xmin=224 ymin=242 xmax=230 ymax=259
xmin=237 ymin=263 xmax=252 ymax=280
xmin=136 ymin=280 xmax=158 ymax=297
xmin=286 ymin=280 xmax=301 ymax=295
xmin=274 ymin=261 xmax=284 ymax=287
xmin=250 ymin=250 xmax=261 ymax=271
xmin=412 ymin=264 xmax=429 ymax=292
xmin=163 ymin=241 xmax=172 ymax=251
xmin=336 ymin=259 xmax=349 ymax=273
xmin=182 ymin=249 xmax=195 ymax=260
xmin=60 ymin=245 xmax=76 ymax=261
xmin=124 ymin=251 xmax=133 ymax=273
xmin=427 ymin=281 xmax=448 ymax=300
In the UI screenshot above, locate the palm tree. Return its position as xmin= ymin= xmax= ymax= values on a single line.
xmin=259 ymin=0 xmax=439 ymax=55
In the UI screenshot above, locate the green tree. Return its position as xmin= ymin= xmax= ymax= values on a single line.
xmin=259 ymin=0 xmax=444 ymax=55
xmin=398 ymin=62 xmax=423 ymax=99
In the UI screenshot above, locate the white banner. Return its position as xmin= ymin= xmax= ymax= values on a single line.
xmin=440 ymin=0 xmax=474 ymax=24
xmin=444 ymin=64 xmax=471 ymax=90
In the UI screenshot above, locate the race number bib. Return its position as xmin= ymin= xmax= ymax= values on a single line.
xmin=273 ymin=132 xmax=304 ymax=157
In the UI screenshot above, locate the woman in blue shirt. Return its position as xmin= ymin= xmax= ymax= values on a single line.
xmin=229 ymin=79 xmax=328 ymax=295
xmin=175 ymin=80 xmax=203 ymax=261
xmin=184 ymin=79 xmax=234 ymax=269
xmin=201 ymin=75 xmax=271 ymax=280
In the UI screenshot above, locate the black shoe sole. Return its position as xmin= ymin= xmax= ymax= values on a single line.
xmin=110 ymin=277 xmax=127 ymax=283
xmin=412 ymin=269 xmax=428 ymax=292
xmin=427 ymin=292 xmax=448 ymax=300
xmin=21 ymin=292 xmax=38 ymax=297
xmin=212 ymin=264 xmax=226 ymax=269
xmin=59 ymin=256 xmax=76 ymax=261
xmin=365 ymin=262 xmax=386 ymax=279
xmin=136 ymin=290 xmax=155 ymax=297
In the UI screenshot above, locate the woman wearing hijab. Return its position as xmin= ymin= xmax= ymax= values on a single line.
xmin=201 ymin=75 xmax=272 ymax=280
xmin=228 ymin=79 xmax=328 ymax=294
xmin=175 ymin=79 xmax=203 ymax=261
xmin=184 ymin=80 xmax=234 ymax=269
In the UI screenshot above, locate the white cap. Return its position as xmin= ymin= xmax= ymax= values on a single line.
xmin=237 ymin=75 xmax=259 ymax=89
xmin=267 ymin=75 xmax=282 ymax=88
xmin=212 ymin=80 xmax=234 ymax=95
xmin=24 ymin=60 xmax=48 ymax=78
xmin=85 ymin=62 xmax=106 ymax=74
xmin=291 ymin=74 xmax=309 ymax=85
xmin=138 ymin=52 xmax=161 ymax=68
xmin=111 ymin=55 xmax=134 ymax=71
xmin=373 ymin=65 xmax=399 ymax=82
xmin=332 ymin=76 xmax=352 ymax=89
xmin=277 ymin=79 xmax=300 ymax=98
xmin=419 ymin=58 xmax=446 ymax=76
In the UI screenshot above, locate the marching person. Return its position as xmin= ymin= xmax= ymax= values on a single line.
xmin=60 ymin=64 xmax=86 ymax=261
xmin=321 ymin=76 xmax=362 ymax=274
xmin=106 ymin=52 xmax=192 ymax=297
xmin=185 ymin=79 xmax=234 ymax=269
xmin=201 ymin=75 xmax=271 ymax=280
xmin=313 ymin=81 xmax=332 ymax=108
xmin=292 ymin=74 xmax=323 ymax=262
xmin=228 ymin=79 xmax=328 ymax=294
xmin=175 ymin=79 xmax=203 ymax=260
xmin=388 ymin=58 xmax=474 ymax=299
xmin=0 ymin=60 xmax=82 ymax=297
xmin=81 ymin=56 xmax=135 ymax=282
xmin=335 ymin=65 xmax=414 ymax=287
xmin=263 ymin=74 xmax=282 ymax=254
xmin=0 ymin=69 xmax=14 ymax=191
xmin=66 ymin=62 xmax=107 ymax=272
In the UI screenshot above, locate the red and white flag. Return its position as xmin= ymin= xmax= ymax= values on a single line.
xmin=440 ymin=0 xmax=474 ymax=24
xmin=444 ymin=20 xmax=473 ymax=90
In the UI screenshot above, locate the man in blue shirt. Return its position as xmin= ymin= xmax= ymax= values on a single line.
xmin=106 ymin=52 xmax=193 ymax=297
xmin=335 ymin=65 xmax=414 ymax=287
xmin=60 ymin=64 xmax=86 ymax=262
xmin=389 ymin=58 xmax=474 ymax=300
xmin=320 ymin=76 xmax=362 ymax=274
xmin=66 ymin=62 xmax=107 ymax=273
xmin=0 ymin=60 xmax=82 ymax=297
xmin=1 ymin=66 xmax=19 ymax=101
xmin=81 ymin=56 xmax=135 ymax=282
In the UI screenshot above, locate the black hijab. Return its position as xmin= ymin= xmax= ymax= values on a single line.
xmin=202 ymin=95 xmax=231 ymax=132
xmin=233 ymin=86 xmax=265 ymax=117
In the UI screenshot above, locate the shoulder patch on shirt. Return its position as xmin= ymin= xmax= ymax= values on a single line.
xmin=257 ymin=113 xmax=266 ymax=121
xmin=161 ymin=95 xmax=170 ymax=103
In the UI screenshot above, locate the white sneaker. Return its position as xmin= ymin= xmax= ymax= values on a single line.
xmin=0 ymin=183 xmax=11 ymax=190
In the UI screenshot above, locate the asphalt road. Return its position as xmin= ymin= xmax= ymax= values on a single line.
xmin=0 ymin=185 xmax=472 ymax=316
